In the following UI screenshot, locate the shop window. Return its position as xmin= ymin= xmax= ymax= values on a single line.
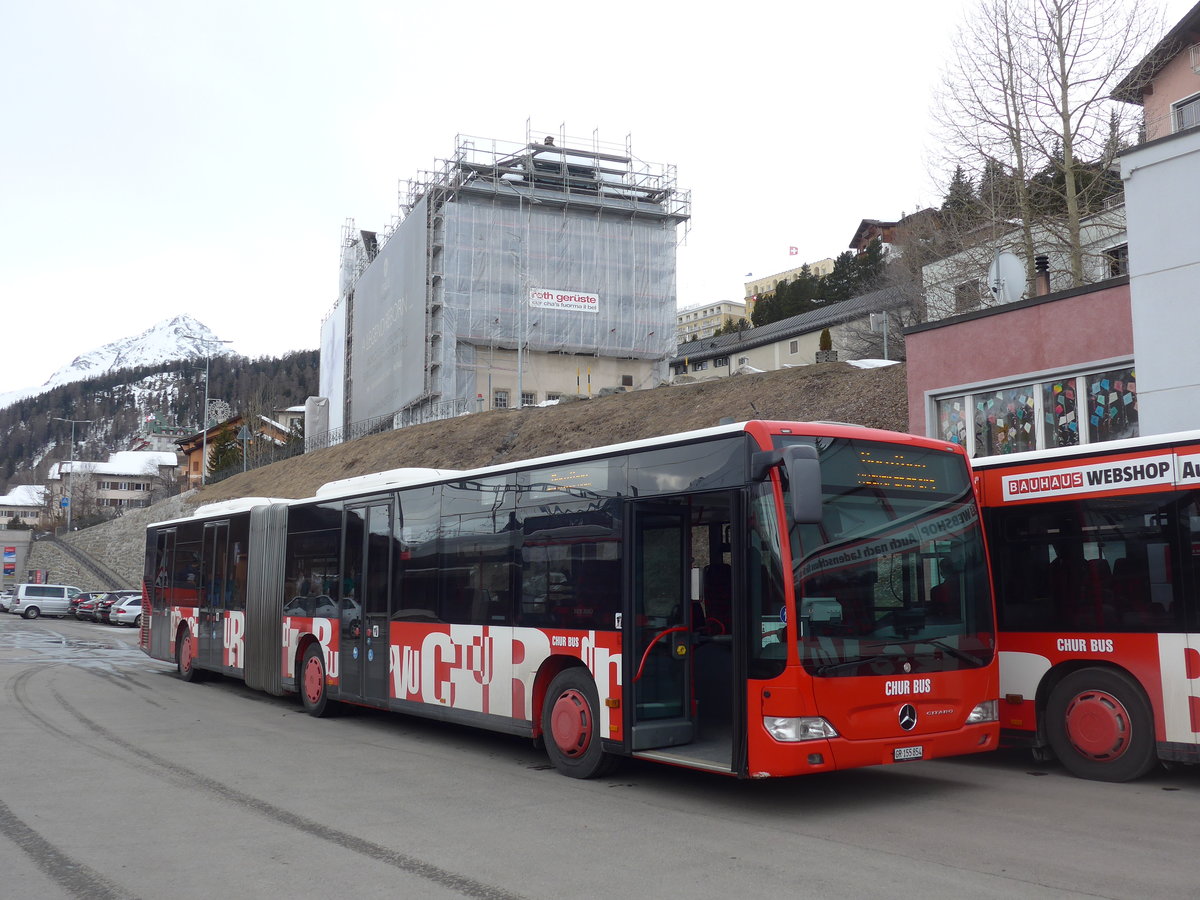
xmin=973 ymin=385 xmax=1037 ymax=456
xmin=1042 ymin=379 xmax=1081 ymax=449
xmin=1088 ymin=367 xmax=1137 ymax=443
xmin=936 ymin=396 xmax=968 ymax=447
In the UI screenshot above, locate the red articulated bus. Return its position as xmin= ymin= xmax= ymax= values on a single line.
xmin=975 ymin=430 xmax=1200 ymax=781
xmin=141 ymin=421 xmax=998 ymax=778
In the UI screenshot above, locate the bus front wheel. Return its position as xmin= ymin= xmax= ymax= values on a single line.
xmin=541 ymin=668 xmax=616 ymax=779
xmin=176 ymin=629 xmax=202 ymax=683
xmin=300 ymin=644 xmax=338 ymax=718
xmin=1045 ymin=668 xmax=1157 ymax=782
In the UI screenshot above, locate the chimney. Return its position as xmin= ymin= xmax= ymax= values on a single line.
xmin=1034 ymin=255 xmax=1051 ymax=297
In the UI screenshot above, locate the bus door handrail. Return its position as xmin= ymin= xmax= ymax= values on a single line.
xmin=634 ymin=626 xmax=690 ymax=682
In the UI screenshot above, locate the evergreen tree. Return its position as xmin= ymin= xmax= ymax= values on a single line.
xmin=853 ymin=238 xmax=888 ymax=293
xmin=822 ymin=252 xmax=860 ymax=303
xmin=207 ymin=428 xmax=242 ymax=476
xmin=941 ymin=165 xmax=981 ymax=241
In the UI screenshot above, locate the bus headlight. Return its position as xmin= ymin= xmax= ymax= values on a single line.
xmin=764 ymin=716 xmax=839 ymax=742
xmin=966 ymin=700 xmax=998 ymax=724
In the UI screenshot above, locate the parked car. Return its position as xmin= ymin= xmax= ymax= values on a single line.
xmin=109 ymin=594 xmax=144 ymax=627
xmin=9 ymin=583 xmax=83 ymax=619
xmin=70 ymin=591 xmax=106 ymax=619
xmin=0 ymin=589 xmax=13 ymax=613
xmin=74 ymin=591 xmax=108 ymax=622
xmin=93 ymin=593 xmax=120 ymax=623
xmin=95 ymin=590 xmax=140 ymax=624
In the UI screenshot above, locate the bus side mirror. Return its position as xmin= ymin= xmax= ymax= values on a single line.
xmin=751 ymin=445 xmax=822 ymax=524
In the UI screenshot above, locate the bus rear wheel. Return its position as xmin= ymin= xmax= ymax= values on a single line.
xmin=1045 ymin=668 xmax=1157 ymax=782
xmin=300 ymin=643 xmax=338 ymax=718
xmin=542 ymin=668 xmax=616 ymax=779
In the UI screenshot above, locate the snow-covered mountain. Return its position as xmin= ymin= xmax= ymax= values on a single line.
xmin=0 ymin=315 xmax=236 ymax=410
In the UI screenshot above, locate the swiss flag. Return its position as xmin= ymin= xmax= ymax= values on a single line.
xmin=789 ymin=246 xmax=798 ymax=255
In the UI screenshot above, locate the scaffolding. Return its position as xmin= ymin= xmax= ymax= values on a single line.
xmin=328 ymin=126 xmax=690 ymax=428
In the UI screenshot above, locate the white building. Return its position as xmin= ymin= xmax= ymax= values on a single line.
xmin=47 ymin=451 xmax=180 ymax=513
xmin=1115 ymin=1 xmax=1200 ymax=433
xmin=920 ymin=206 xmax=1129 ymax=322
xmin=670 ymin=285 xmax=907 ymax=378
xmin=321 ymin=128 xmax=690 ymax=433
xmin=0 ymin=485 xmax=47 ymax=527
xmin=676 ymin=300 xmax=747 ymax=343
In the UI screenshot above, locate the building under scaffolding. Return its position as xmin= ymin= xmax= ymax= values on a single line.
xmin=320 ymin=127 xmax=690 ymax=433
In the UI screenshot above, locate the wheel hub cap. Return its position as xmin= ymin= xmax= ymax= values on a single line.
xmin=550 ymin=689 xmax=592 ymax=758
xmin=1064 ymin=689 xmax=1131 ymax=761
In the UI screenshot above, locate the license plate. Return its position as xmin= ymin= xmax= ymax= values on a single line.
xmin=893 ymin=745 xmax=923 ymax=761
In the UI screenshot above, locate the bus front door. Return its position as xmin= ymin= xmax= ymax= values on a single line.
xmin=628 ymin=502 xmax=695 ymax=751
xmin=340 ymin=500 xmax=393 ymax=705
xmin=199 ymin=521 xmax=229 ymax=670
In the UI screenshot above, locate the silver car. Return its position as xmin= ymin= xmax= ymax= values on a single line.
xmin=109 ymin=594 xmax=144 ymax=627
xmin=10 ymin=583 xmax=83 ymax=619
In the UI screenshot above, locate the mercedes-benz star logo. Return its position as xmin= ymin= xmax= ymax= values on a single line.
xmin=898 ymin=704 xmax=918 ymax=731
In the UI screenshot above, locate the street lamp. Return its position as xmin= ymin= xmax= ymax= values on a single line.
xmin=236 ymin=424 xmax=251 ymax=473
xmin=185 ymin=337 xmax=233 ymax=486
xmin=52 ymin=417 xmax=92 ymax=532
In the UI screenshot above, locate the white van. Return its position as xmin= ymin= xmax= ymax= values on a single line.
xmin=10 ymin=583 xmax=83 ymax=619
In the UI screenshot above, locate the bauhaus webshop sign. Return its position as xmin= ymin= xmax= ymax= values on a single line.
xmin=529 ymin=288 xmax=600 ymax=314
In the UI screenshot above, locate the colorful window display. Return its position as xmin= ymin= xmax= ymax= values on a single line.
xmin=1042 ymin=381 xmax=1080 ymax=449
xmin=936 ymin=397 xmax=968 ymax=447
xmin=974 ymin=386 xmax=1037 ymax=456
xmin=1088 ymin=367 xmax=1137 ymax=442
xmin=933 ymin=365 xmax=1137 ymax=458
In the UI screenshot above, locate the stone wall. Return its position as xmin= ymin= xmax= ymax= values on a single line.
xmin=26 ymin=492 xmax=197 ymax=589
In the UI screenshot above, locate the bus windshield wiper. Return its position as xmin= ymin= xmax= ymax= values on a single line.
xmin=814 ymin=653 xmax=898 ymax=676
xmin=922 ymin=639 xmax=983 ymax=667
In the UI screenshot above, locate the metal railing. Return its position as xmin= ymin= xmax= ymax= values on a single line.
xmin=206 ymin=397 xmax=477 ymax=485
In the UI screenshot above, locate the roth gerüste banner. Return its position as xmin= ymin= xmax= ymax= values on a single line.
xmin=529 ymin=288 xmax=600 ymax=313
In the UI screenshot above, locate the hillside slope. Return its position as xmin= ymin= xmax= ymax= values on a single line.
xmin=27 ymin=362 xmax=909 ymax=586
xmin=200 ymin=362 xmax=909 ymax=503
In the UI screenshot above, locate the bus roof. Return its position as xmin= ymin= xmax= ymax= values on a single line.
xmin=147 ymin=419 xmax=965 ymax=527
xmin=972 ymin=428 xmax=1200 ymax=470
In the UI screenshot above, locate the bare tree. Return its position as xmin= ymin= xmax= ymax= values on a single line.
xmin=932 ymin=0 xmax=1164 ymax=288
xmin=933 ymin=0 xmax=1039 ymax=284
xmin=1024 ymin=0 xmax=1163 ymax=283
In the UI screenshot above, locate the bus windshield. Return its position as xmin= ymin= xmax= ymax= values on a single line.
xmin=779 ymin=436 xmax=995 ymax=677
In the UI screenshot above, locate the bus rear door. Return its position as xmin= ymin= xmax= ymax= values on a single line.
xmin=339 ymin=499 xmax=394 ymax=705
xmin=199 ymin=521 xmax=229 ymax=669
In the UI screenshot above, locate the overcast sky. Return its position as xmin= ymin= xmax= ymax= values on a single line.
xmin=1 ymin=0 xmax=1187 ymax=396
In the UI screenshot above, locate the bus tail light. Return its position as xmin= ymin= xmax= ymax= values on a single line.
xmin=764 ymin=716 xmax=838 ymax=742
xmin=966 ymin=700 xmax=998 ymax=724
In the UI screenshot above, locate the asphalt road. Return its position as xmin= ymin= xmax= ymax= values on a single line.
xmin=1 ymin=613 xmax=1197 ymax=900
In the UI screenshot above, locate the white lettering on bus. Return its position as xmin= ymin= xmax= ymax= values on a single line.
xmin=223 ymin=611 xmax=245 ymax=668
xmin=885 ymin=678 xmax=932 ymax=696
xmin=387 ymin=627 xmax=620 ymax=726
xmin=1055 ymin=638 xmax=1112 ymax=653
